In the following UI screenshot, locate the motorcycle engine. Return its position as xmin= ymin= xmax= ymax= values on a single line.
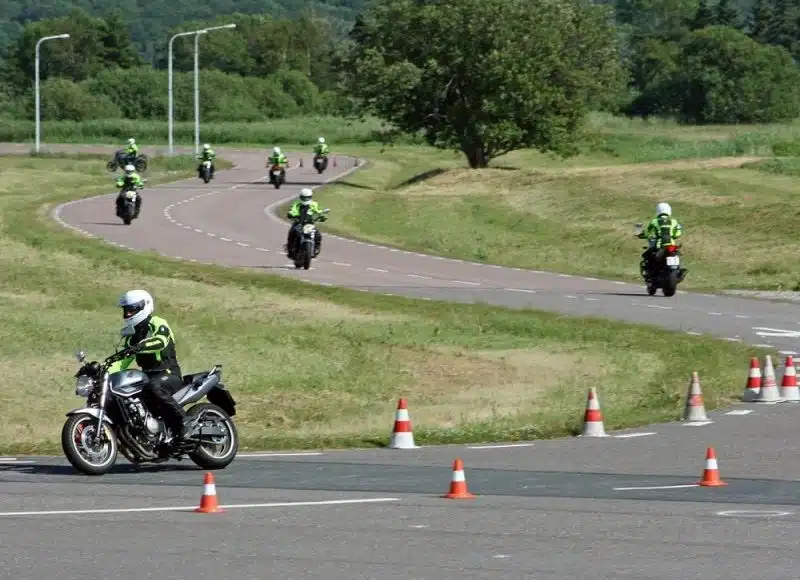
xmin=126 ymin=400 xmax=162 ymax=437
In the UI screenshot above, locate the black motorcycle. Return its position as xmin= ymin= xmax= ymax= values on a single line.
xmin=288 ymin=208 xmax=329 ymax=269
xmin=199 ymin=159 xmax=213 ymax=183
xmin=637 ymin=224 xmax=688 ymax=297
xmin=61 ymin=348 xmax=239 ymax=476
xmin=268 ymin=164 xmax=286 ymax=189
xmin=107 ymin=150 xmax=148 ymax=173
xmin=313 ymin=154 xmax=328 ymax=174
xmin=115 ymin=186 xmax=139 ymax=225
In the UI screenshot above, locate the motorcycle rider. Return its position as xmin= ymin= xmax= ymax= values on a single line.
xmin=115 ymin=164 xmax=145 ymax=218
xmin=285 ymin=188 xmax=326 ymax=257
xmin=197 ymin=143 xmax=216 ymax=179
xmin=109 ymin=289 xmax=199 ymax=448
xmin=637 ymin=202 xmax=683 ymax=278
xmin=123 ymin=138 xmax=138 ymax=164
xmin=313 ymin=137 xmax=330 ymax=157
xmin=266 ymin=146 xmax=288 ymax=184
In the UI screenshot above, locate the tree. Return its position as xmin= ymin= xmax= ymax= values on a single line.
xmin=673 ymin=26 xmax=800 ymax=124
xmin=343 ymin=0 xmax=625 ymax=168
xmin=748 ymin=0 xmax=774 ymax=41
xmin=690 ymin=0 xmax=714 ymax=30
xmin=713 ymin=0 xmax=741 ymax=29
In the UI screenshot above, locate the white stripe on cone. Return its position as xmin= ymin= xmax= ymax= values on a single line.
xmin=682 ymin=372 xmax=708 ymax=422
xmin=756 ymin=355 xmax=783 ymax=402
xmin=203 ymin=484 xmax=216 ymax=495
xmin=451 ymin=470 xmax=465 ymax=482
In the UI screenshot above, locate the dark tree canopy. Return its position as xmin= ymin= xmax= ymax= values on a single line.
xmin=342 ymin=0 xmax=626 ymax=168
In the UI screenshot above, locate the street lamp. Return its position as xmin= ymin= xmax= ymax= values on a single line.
xmin=167 ymin=23 xmax=236 ymax=156
xmin=34 ymin=33 xmax=70 ymax=154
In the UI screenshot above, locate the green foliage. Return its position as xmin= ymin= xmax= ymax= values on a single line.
xmin=343 ymin=0 xmax=626 ymax=168
xmin=0 ymin=1 xmax=367 ymax=62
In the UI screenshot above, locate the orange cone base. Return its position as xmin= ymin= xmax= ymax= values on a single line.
xmin=697 ymin=477 xmax=727 ymax=487
xmin=195 ymin=505 xmax=225 ymax=513
xmin=442 ymin=489 xmax=476 ymax=499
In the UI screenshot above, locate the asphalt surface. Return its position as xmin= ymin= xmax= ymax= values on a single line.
xmin=3 ymin=142 xmax=800 ymax=579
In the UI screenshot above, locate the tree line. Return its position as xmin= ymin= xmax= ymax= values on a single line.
xmin=0 ymin=0 xmax=798 ymax=167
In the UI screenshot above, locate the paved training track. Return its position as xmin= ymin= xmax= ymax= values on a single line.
xmin=3 ymin=142 xmax=800 ymax=579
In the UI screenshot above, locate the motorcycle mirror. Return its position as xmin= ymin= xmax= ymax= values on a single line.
xmin=75 ymin=350 xmax=86 ymax=362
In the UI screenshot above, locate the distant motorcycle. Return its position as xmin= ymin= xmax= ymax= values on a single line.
xmin=62 ymin=348 xmax=238 ymax=476
xmin=313 ymin=154 xmax=328 ymax=174
xmin=107 ymin=150 xmax=147 ymax=173
xmin=636 ymin=223 xmax=687 ymax=297
xmin=269 ymin=164 xmax=286 ymax=189
xmin=289 ymin=208 xmax=329 ymax=270
xmin=199 ymin=160 xmax=213 ymax=183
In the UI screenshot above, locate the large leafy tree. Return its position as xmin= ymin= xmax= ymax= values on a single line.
xmin=342 ymin=0 xmax=626 ymax=168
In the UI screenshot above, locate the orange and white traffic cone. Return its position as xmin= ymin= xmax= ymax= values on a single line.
xmin=779 ymin=355 xmax=800 ymax=402
xmin=389 ymin=398 xmax=419 ymax=449
xmin=442 ymin=458 xmax=476 ymax=499
xmin=195 ymin=472 xmax=224 ymax=513
xmin=682 ymin=371 xmax=709 ymax=422
xmin=696 ymin=447 xmax=727 ymax=487
xmin=756 ymin=355 xmax=782 ymax=402
xmin=742 ymin=357 xmax=761 ymax=402
xmin=580 ymin=387 xmax=608 ymax=437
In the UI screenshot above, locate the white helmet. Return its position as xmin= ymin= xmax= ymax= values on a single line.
xmin=124 ymin=164 xmax=135 ymax=173
xmin=128 ymin=138 xmax=135 ymax=145
xmin=318 ymin=137 xmax=325 ymax=144
xmin=299 ymin=188 xmax=313 ymax=204
xmin=273 ymin=147 xmax=281 ymax=154
xmin=203 ymin=143 xmax=210 ymax=150
xmin=656 ymin=202 xmax=672 ymax=216
xmin=118 ymin=289 xmax=154 ymax=334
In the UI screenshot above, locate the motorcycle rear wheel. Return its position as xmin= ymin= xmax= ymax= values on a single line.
xmin=186 ymin=403 xmax=238 ymax=470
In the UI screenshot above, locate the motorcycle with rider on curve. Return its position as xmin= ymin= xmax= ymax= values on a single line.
xmin=61 ymin=348 xmax=239 ymax=475
xmin=635 ymin=222 xmax=688 ymax=297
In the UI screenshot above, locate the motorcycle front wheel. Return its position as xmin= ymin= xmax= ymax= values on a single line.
xmin=61 ymin=413 xmax=119 ymax=476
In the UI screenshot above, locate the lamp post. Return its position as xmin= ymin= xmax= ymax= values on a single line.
xmin=34 ymin=33 xmax=70 ymax=154
xmin=167 ymin=23 xmax=236 ymax=156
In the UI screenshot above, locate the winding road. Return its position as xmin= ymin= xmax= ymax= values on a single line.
xmin=2 ymin=142 xmax=800 ymax=580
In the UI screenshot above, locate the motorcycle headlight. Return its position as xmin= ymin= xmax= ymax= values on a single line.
xmin=75 ymin=376 xmax=95 ymax=397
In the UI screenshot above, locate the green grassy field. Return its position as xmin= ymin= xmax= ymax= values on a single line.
xmin=311 ymin=114 xmax=800 ymax=292
xmin=0 ymin=151 xmax=768 ymax=454
xmin=0 ymin=115 xmax=414 ymax=147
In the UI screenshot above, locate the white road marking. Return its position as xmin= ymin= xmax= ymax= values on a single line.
xmin=238 ymin=452 xmax=323 ymax=457
xmin=717 ymin=510 xmax=792 ymax=517
xmin=367 ymin=267 xmax=387 ymax=273
xmin=683 ymin=421 xmax=713 ymax=426
xmin=647 ymin=304 xmax=672 ymax=309
xmin=753 ymin=344 xmax=773 ymax=348
xmin=613 ymin=484 xmax=699 ymax=491
xmin=613 ymin=432 xmax=656 ymax=438
xmin=220 ymin=237 xmax=232 ymax=242
xmin=754 ymin=327 xmax=800 ymax=338
xmin=333 ymin=262 xmax=351 ymax=267
xmin=453 ymin=280 xmax=480 ymax=286
xmin=467 ymin=443 xmax=533 ymax=449
xmin=506 ymin=288 xmax=536 ymax=294
xmin=708 ymin=312 xmax=722 ymax=316
xmin=0 ymin=497 xmax=401 ymax=517
xmin=408 ymin=274 xmax=432 ymax=279
xmin=686 ymin=331 xmax=702 ymax=336
xmin=725 ymin=410 xmax=754 ymax=415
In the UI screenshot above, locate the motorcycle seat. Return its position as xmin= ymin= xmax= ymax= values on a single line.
xmin=181 ymin=372 xmax=208 ymax=386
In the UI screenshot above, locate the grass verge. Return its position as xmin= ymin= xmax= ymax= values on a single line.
xmin=0 ymin=153 xmax=771 ymax=455
xmin=314 ymin=120 xmax=800 ymax=292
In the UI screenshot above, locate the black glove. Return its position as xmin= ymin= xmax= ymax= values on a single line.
xmin=120 ymin=344 xmax=141 ymax=358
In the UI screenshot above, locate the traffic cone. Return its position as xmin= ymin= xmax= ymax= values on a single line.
xmin=195 ymin=472 xmax=224 ymax=513
xmin=682 ymin=371 xmax=709 ymax=422
xmin=442 ymin=458 xmax=476 ymax=499
xmin=696 ymin=447 xmax=727 ymax=487
xmin=756 ymin=355 xmax=782 ymax=402
xmin=580 ymin=387 xmax=608 ymax=437
xmin=779 ymin=355 xmax=800 ymax=402
xmin=389 ymin=398 xmax=419 ymax=449
xmin=742 ymin=357 xmax=761 ymax=402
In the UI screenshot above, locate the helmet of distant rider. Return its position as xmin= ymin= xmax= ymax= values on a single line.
xmin=299 ymin=188 xmax=313 ymax=205
xmin=273 ymin=147 xmax=281 ymax=155
xmin=124 ymin=164 xmax=135 ymax=173
xmin=203 ymin=143 xmax=210 ymax=150
xmin=118 ymin=289 xmax=154 ymax=334
xmin=128 ymin=138 xmax=135 ymax=145
xmin=318 ymin=137 xmax=325 ymax=144
xmin=656 ymin=202 xmax=672 ymax=217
